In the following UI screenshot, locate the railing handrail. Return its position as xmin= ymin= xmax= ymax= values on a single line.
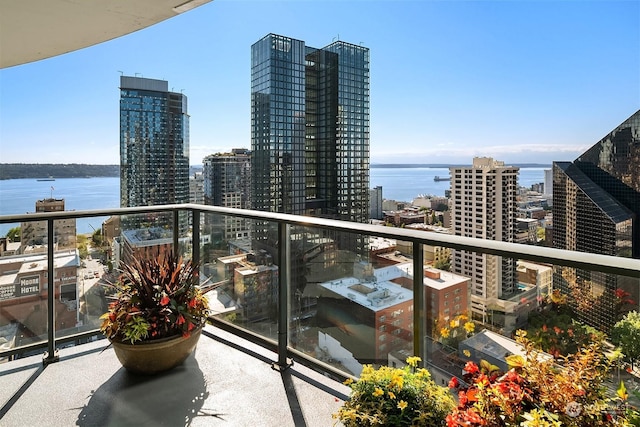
xmin=2 ymin=203 xmax=639 ymax=278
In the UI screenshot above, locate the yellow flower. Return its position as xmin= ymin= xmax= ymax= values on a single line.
xmin=463 ymin=349 xmax=471 ymax=357
xmin=397 ymin=400 xmax=408 ymax=411
xmin=450 ymin=319 xmax=459 ymax=328
xmin=343 ymin=378 xmax=354 ymax=385
xmin=390 ymin=374 xmax=404 ymax=389
xmin=406 ymin=356 xmax=421 ymax=367
xmin=373 ymin=387 xmax=384 ymax=397
xmin=388 ymin=391 xmax=396 ymax=399
xmin=463 ymin=322 xmax=475 ymax=334
xmin=440 ymin=327 xmax=450 ymax=338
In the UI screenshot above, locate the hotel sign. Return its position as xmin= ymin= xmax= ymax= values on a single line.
xmin=19 ymin=276 xmax=40 ymax=296
xmin=0 ymin=276 xmax=41 ymax=301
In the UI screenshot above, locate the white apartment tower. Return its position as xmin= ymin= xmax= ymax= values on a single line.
xmin=450 ymin=157 xmax=519 ymax=323
xmin=202 ymin=149 xmax=252 ymax=241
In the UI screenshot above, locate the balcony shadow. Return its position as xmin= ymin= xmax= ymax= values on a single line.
xmin=76 ymin=355 xmax=211 ymax=427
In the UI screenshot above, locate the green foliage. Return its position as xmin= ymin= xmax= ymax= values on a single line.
xmin=527 ymin=294 xmax=605 ymax=357
xmin=122 ymin=316 xmax=151 ymax=343
xmin=91 ymin=228 xmax=103 ymax=246
xmin=0 ymin=163 xmax=119 ymax=180
xmin=5 ymin=226 xmax=20 ymax=242
xmin=335 ymin=357 xmax=455 ymax=426
xmin=433 ymin=258 xmax=450 ymax=271
xmin=611 ymin=311 xmax=640 ymax=367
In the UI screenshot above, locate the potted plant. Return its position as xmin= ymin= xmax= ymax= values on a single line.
xmin=334 ymin=357 xmax=455 ymax=426
xmin=100 ymin=250 xmax=209 ymax=374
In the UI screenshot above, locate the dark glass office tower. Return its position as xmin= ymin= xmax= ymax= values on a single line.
xmin=553 ymin=110 xmax=640 ymax=331
xmin=119 ymin=76 xmax=190 ymax=232
xmin=250 ymin=34 xmax=370 ymax=223
xmin=250 ymin=33 xmax=370 ymax=301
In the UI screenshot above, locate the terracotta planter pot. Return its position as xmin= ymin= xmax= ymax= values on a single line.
xmin=111 ymin=327 xmax=202 ymax=375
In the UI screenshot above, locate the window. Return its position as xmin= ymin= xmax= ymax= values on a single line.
xmin=60 ymin=284 xmax=76 ymax=301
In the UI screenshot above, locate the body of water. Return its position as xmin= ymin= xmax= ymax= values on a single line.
xmin=0 ymin=177 xmax=120 ymax=236
xmin=370 ymin=167 xmax=547 ymax=202
xmin=0 ymin=168 xmax=547 ymax=236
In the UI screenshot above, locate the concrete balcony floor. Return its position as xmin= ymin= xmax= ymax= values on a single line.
xmin=0 ymin=325 xmax=350 ymax=426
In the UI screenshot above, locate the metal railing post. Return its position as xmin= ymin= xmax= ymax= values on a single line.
xmin=43 ymin=219 xmax=59 ymax=365
xmin=275 ymin=222 xmax=292 ymax=370
xmin=172 ymin=209 xmax=179 ymax=253
xmin=192 ymin=209 xmax=200 ymax=267
xmin=412 ymin=242 xmax=424 ymax=363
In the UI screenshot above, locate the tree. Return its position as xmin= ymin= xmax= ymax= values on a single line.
xmin=5 ymin=226 xmax=20 ymax=242
xmin=91 ymin=228 xmax=103 ymax=246
xmin=611 ymin=311 xmax=640 ymax=369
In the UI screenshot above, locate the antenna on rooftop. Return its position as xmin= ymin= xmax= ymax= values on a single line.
xmin=117 ymin=70 xmax=123 ymax=75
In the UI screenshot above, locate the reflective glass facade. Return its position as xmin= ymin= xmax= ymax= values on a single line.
xmin=250 ymin=34 xmax=370 ymax=222
xmin=119 ymin=76 xmax=190 ymax=211
xmin=553 ymin=110 xmax=640 ymax=331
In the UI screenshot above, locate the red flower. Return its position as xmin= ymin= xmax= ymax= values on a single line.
xmin=464 ymin=361 xmax=479 ymax=374
xmin=188 ymin=298 xmax=197 ymax=308
xmin=176 ymin=314 xmax=185 ymax=325
xmin=458 ymin=390 xmax=468 ymax=406
xmin=187 ymin=322 xmax=195 ymax=331
xmin=448 ymin=377 xmax=459 ymax=388
xmin=160 ymin=295 xmax=170 ymax=306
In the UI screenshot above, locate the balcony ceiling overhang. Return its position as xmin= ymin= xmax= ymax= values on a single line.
xmin=0 ymin=0 xmax=212 ymax=69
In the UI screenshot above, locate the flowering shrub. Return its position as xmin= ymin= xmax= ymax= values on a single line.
xmin=436 ymin=313 xmax=477 ymax=347
xmin=447 ymin=331 xmax=633 ymax=426
xmin=334 ymin=357 xmax=455 ymax=426
xmin=100 ymin=250 xmax=209 ymax=344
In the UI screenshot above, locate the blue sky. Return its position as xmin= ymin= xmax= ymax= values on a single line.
xmin=0 ymin=0 xmax=638 ymax=166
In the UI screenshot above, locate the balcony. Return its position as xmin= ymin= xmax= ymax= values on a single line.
xmin=0 ymin=324 xmax=348 ymax=426
xmin=1 ymin=204 xmax=639 ymax=424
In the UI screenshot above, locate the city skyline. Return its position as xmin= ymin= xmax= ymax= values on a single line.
xmin=1 ymin=0 xmax=638 ymax=165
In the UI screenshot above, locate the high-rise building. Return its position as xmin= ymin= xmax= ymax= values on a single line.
xmin=370 ymin=186 xmax=383 ymax=220
xmin=119 ymin=76 xmax=190 ymax=232
xmin=543 ymin=169 xmax=552 ymax=197
xmin=202 ymin=149 xmax=252 ymax=242
xmin=552 ymin=110 xmax=640 ymax=331
xmin=189 ymin=171 xmax=204 ymax=205
xmin=450 ymin=157 xmax=519 ymax=324
xmin=250 ymin=34 xmax=370 ymax=222
xmin=21 ymin=198 xmax=76 ymax=252
xmin=250 ymin=34 xmax=370 ymax=294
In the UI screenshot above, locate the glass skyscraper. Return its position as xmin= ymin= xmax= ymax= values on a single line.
xmin=250 ymin=34 xmax=370 ymax=222
xmin=119 ymin=76 xmax=190 ymax=232
xmin=553 ymin=109 xmax=640 ymax=331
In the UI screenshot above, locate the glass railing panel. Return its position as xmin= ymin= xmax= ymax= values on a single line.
xmin=420 ymin=245 xmax=639 ymax=389
xmin=0 ymin=218 xmax=52 ymax=359
xmin=199 ymin=212 xmax=279 ymax=341
xmin=289 ymin=227 xmax=415 ymax=377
